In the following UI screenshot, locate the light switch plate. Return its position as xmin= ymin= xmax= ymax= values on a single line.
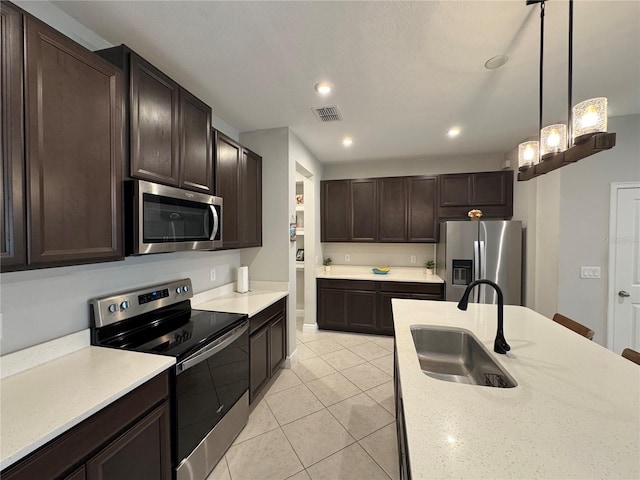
xmin=345 ymin=254 xmax=350 ymax=262
xmin=210 ymin=269 xmax=216 ymax=281
xmin=580 ymin=266 xmax=601 ymax=279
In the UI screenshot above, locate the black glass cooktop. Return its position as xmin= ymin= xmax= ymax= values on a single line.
xmin=94 ymin=301 xmax=247 ymax=361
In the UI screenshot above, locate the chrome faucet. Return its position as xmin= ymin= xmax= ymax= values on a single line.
xmin=457 ymin=279 xmax=511 ymax=354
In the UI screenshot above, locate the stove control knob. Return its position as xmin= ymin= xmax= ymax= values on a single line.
xmin=120 ymin=301 xmax=129 ymax=310
xmin=108 ymin=303 xmax=117 ymax=313
xmin=183 ymin=285 xmax=190 ymax=293
xmin=176 ymin=287 xmax=182 ymax=294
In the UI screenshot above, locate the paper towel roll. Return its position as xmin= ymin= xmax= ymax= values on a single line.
xmin=237 ymin=266 xmax=249 ymax=293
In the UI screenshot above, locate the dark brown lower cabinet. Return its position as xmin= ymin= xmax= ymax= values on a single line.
xmin=395 ymin=350 xmax=411 ymax=480
xmin=317 ymin=279 xmax=444 ymax=335
xmin=249 ymin=297 xmax=287 ymax=403
xmin=1 ymin=371 xmax=171 ymax=480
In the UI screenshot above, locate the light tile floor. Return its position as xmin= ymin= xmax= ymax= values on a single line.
xmin=207 ymin=318 xmax=399 ymax=480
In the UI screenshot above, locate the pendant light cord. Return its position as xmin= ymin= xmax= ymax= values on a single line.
xmin=539 ymin=1 xmax=545 ymax=140
xmin=567 ymin=0 xmax=574 ymax=148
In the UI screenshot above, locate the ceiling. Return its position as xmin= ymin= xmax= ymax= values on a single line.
xmin=53 ymin=1 xmax=640 ymax=165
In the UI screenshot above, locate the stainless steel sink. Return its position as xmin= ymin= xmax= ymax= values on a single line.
xmin=410 ymin=325 xmax=517 ymax=388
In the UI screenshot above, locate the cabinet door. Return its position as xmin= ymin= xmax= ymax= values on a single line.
xmin=25 ymin=17 xmax=123 ymax=267
xmin=473 ymin=171 xmax=510 ymax=206
xmin=378 ymin=177 xmax=407 ymax=242
xmin=317 ymin=285 xmax=347 ymax=330
xmin=1 ymin=2 xmax=26 ymax=271
xmin=249 ymin=325 xmax=270 ymax=402
xmin=439 ymin=173 xmax=472 ymax=207
xmin=346 ymin=290 xmax=377 ymax=331
xmin=321 ymin=180 xmax=351 ymax=242
xmin=241 ymin=149 xmax=262 ymax=247
xmin=269 ymin=314 xmax=286 ymax=375
xmin=407 ymin=176 xmax=438 ymax=242
xmin=351 ymin=179 xmax=377 ymax=242
xmin=215 ymin=132 xmax=241 ymax=248
xmin=378 ymin=292 xmax=413 ymax=335
xmin=64 ymin=466 xmax=87 ymax=480
xmin=130 ymin=53 xmax=179 ymax=186
xmin=179 ymin=89 xmax=212 ymax=193
xmin=86 ymin=402 xmax=171 ymax=480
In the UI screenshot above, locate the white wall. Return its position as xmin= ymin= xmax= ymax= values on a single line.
xmin=323 ymin=244 xmax=436 ymax=269
xmin=322 ymin=153 xmax=503 ymax=180
xmin=510 ymin=114 xmax=640 ymax=345
xmin=557 ymin=114 xmax=640 ymax=344
xmin=289 ymin=132 xmax=324 ymax=328
xmin=0 ymin=251 xmax=240 ymax=354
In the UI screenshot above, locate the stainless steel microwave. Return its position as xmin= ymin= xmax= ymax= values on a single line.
xmin=127 ymin=180 xmax=222 ymax=255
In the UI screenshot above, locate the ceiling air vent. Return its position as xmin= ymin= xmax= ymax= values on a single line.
xmin=312 ymin=105 xmax=343 ymax=122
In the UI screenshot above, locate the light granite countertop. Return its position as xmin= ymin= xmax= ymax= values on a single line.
xmin=392 ymin=299 xmax=639 ymax=479
xmin=194 ymin=285 xmax=288 ymax=318
xmin=316 ymin=265 xmax=444 ymax=284
xmin=0 ymin=345 xmax=174 ymax=470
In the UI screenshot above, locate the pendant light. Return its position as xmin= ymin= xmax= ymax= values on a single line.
xmin=517 ymin=0 xmax=615 ymax=181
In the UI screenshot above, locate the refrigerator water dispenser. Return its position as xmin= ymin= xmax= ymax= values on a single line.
xmin=452 ymin=260 xmax=473 ymax=286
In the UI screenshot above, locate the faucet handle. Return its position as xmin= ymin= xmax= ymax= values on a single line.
xmin=494 ymin=334 xmax=511 ymax=355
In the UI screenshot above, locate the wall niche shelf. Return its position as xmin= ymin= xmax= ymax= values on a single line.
xmin=518 ymin=132 xmax=616 ymax=181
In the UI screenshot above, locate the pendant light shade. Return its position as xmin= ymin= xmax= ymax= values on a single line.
xmin=572 ymin=97 xmax=607 ymax=143
xmin=518 ymin=141 xmax=540 ymax=169
xmin=540 ymin=123 xmax=567 ymax=158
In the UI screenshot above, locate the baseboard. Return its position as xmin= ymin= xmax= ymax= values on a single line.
xmin=284 ymin=348 xmax=298 ymax=368
xmin=302 ymin=323 xmax=318 ymax=333
xmin=296 ymin=308 xmax=304 ymax=317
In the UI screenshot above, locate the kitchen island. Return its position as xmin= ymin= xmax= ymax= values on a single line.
xmin=392 ymin=299 xmax=639 ymax=479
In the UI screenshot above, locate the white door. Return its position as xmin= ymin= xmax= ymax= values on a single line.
xmin=610 ymin=185 xmax=640 ymax=354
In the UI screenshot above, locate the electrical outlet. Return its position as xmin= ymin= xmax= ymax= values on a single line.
xmin=410 ymin=255 xmax=417 ymax=264
xmin=580 ymin=266 xmax=601 ymax=279
xmin=210 ymin=269 xmax=216 ymax=281
xmin=345 ymin=254 xmax=350 ymax=262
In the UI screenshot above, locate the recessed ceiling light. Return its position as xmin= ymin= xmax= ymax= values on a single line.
xmin=314 ymin=82 xmax=333 ymax=95
xmin=484 ymin=55 xmax=509 ymax=70
xmin=447 ymin=127 xmax=461 ymax=138
xmin=342 ymin=136 xmax=353 ymax=147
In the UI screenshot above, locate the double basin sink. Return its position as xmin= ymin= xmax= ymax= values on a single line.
xmin=411 ymin=325 xmax=517 ymax=388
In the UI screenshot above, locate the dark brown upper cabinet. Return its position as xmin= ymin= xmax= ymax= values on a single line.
xmin=23 ymin=15 xmax=123 ymax=268
xmin=97 ymin=45 xmax=213 ymax=194
xmin=407 ymin=176 xmax=438 ymax=242
xmin=179 ymin=89 xmax=212 ymax=193
xmin=321 ymin=176 xmax=438 ymax=243
xmin=351 ymin=179 xmax=377 ymax=242
xmin=240 ymin=148 xmax=262 ymax=247
xmin=378 ymin=177 xmax=407 ymax=242
xmin=1 ymin=2 xmax=26 ymax=270
xmin=321 ymin=180 xmax=351 ymax=242
xmin=438 ymin=170 xmax=513 ymax=219
xmin=214 ymin=131 xmax=262 ymax=249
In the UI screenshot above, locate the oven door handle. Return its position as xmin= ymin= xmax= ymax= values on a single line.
xmin=176 ymin=320 xmax=248 ymax=375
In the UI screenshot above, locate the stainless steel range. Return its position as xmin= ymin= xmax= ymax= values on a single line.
xmin=90 ymin=279 xmax=248 ymax=480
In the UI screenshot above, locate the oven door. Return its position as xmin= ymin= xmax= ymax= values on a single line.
xmin=133 ymin=180 xmax=222 ymax=254
xmin=175 ymin=320 xmax=249 ymax=476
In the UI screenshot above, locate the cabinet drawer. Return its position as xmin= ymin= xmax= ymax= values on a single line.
xmin=378 ymin=282 xmax=444 ymax=297
xmin=249 ymin=297 xmax=286 ymax=334
xmin=317 ymin=279 xmax=377 ymax=292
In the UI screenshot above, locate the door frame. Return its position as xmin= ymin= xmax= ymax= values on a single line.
xmin=606 ymin=181 xmax=640 ymax=350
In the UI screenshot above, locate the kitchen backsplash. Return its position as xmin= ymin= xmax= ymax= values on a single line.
xmin=321 ymin=243 xmax=435 ymax=267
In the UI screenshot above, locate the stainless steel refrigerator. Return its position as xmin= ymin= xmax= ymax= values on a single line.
xmin=436 ymin=221 xmax=522 ymax=305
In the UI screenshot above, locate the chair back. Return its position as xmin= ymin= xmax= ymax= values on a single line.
xmin=552 ymin=313 xmax=595 ymax=340
xmin=622 ymin=348 xmax=640 ymax=366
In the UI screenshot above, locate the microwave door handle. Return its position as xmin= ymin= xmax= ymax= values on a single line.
xmin=176 ymin=320 xmax=248 ymax=375
xmin=209 ymin=205 xmax=219 ymax=241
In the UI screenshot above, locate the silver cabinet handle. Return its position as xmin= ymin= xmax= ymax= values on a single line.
xmin=618 ymin=290 xmax=631 ymax=297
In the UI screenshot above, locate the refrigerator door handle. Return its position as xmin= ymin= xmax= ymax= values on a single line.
xmin=479 ymin=240 xmax=486 ymax=303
